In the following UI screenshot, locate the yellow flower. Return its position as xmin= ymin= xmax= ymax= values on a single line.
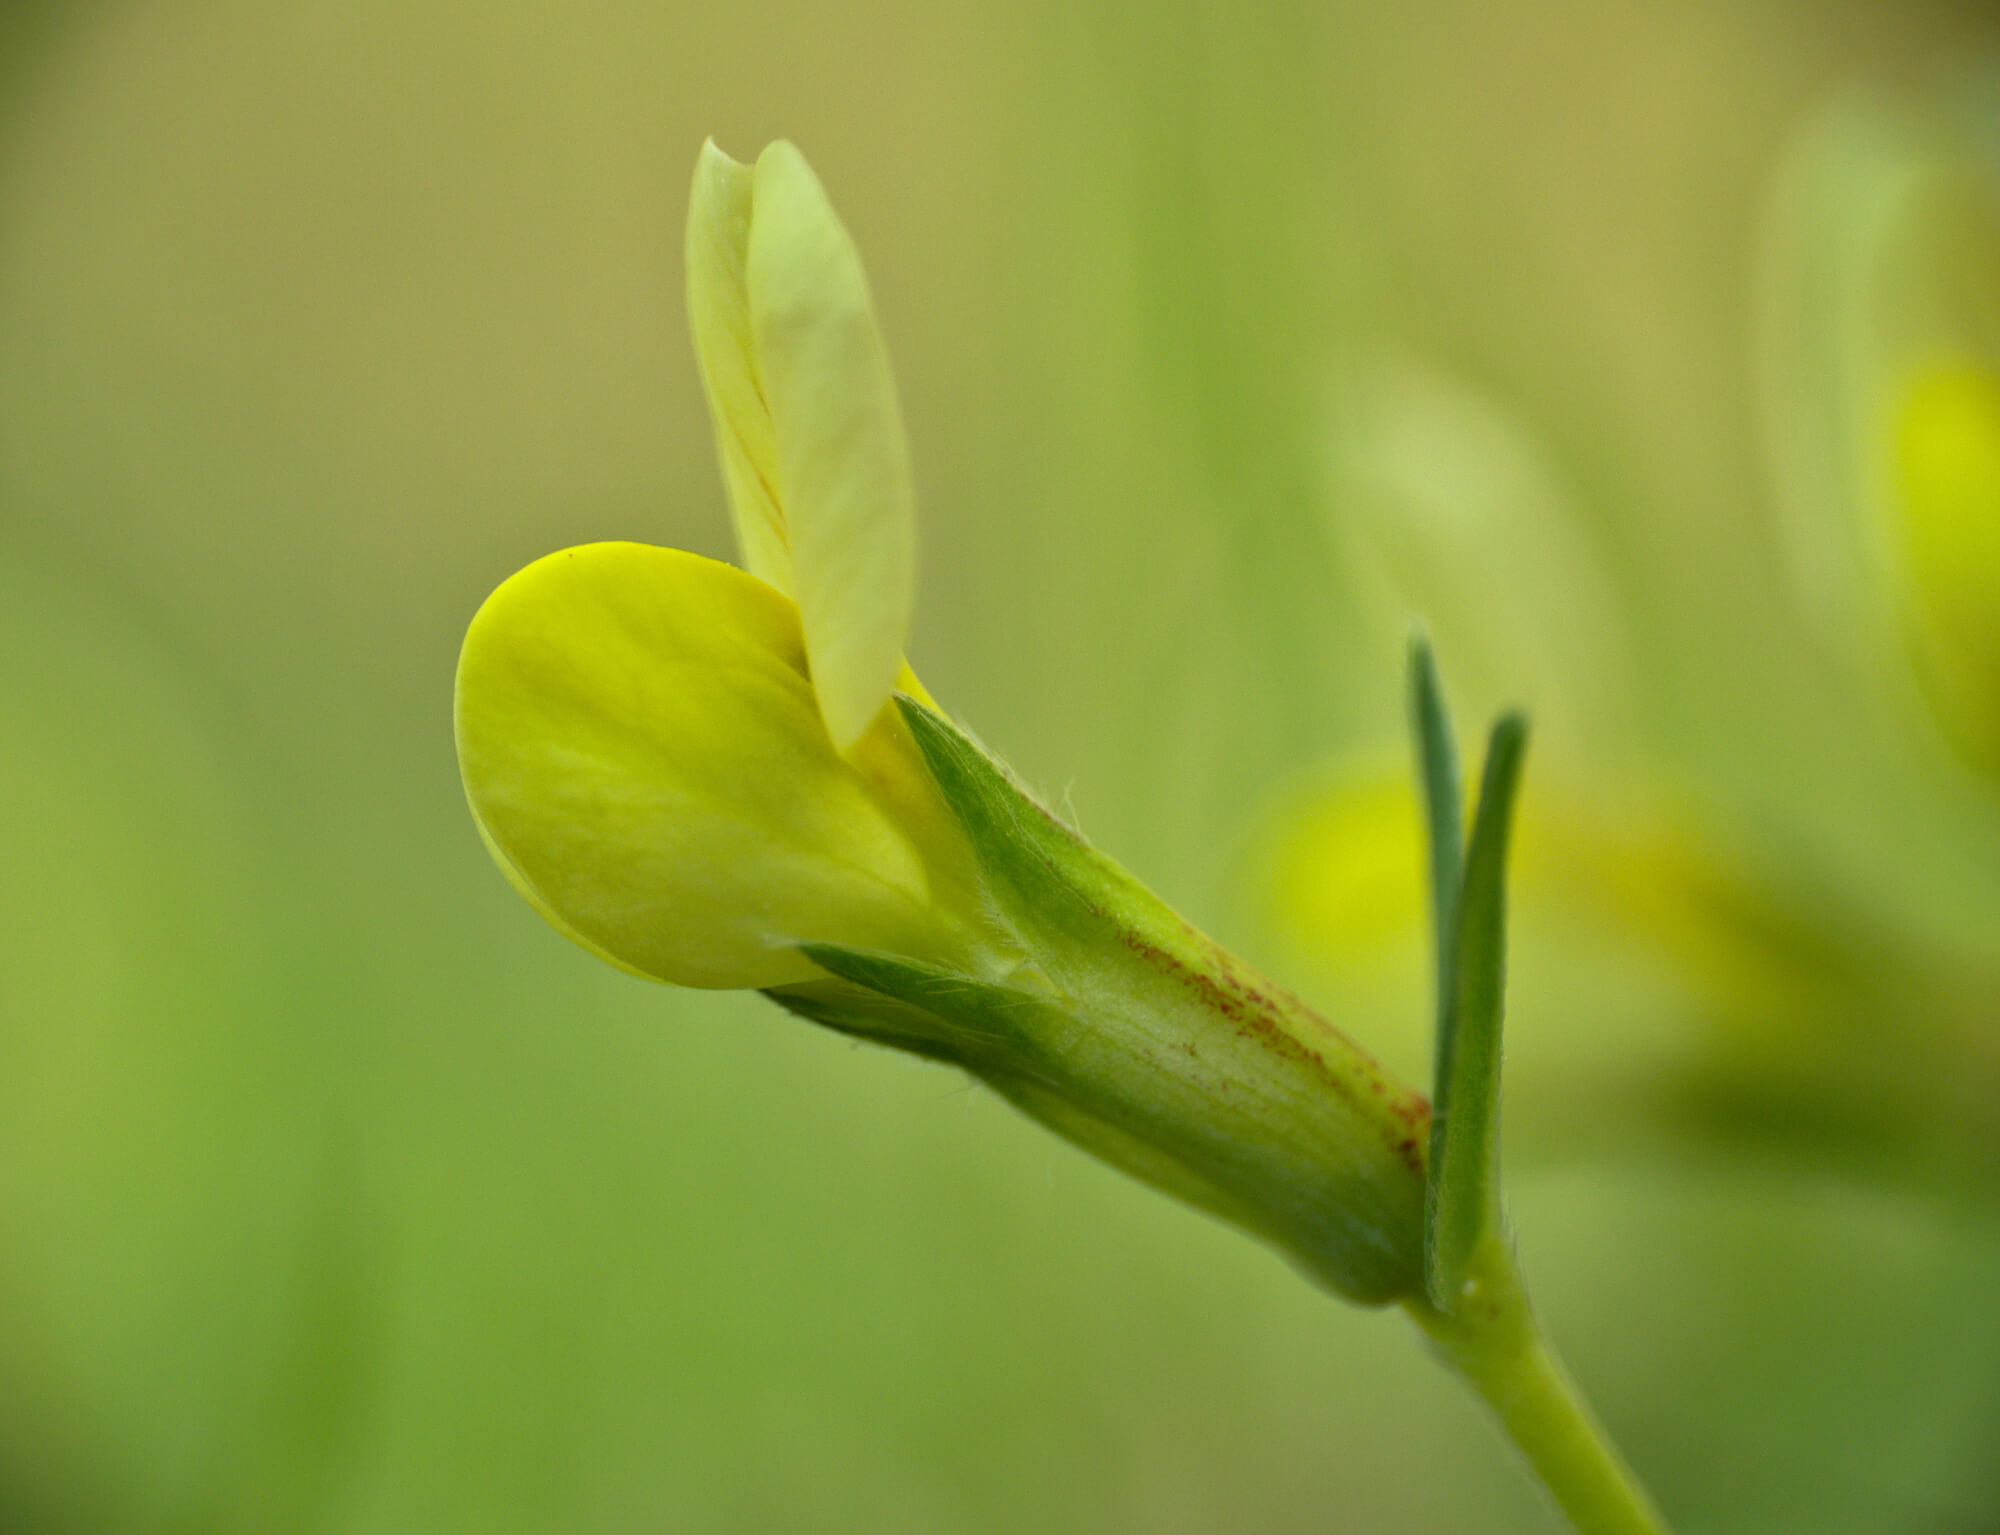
xmin=456 ymin=140 xmax=978 ymax=989
xmin=455 ymin=140 xmax=1433 ymax=1307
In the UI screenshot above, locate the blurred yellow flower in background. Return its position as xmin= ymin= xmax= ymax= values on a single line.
xmin=1894 ymin=355 xmax=2000 ymax=773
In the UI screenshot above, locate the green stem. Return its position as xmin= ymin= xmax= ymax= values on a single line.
xmin=1405 ymin=1235 xmax=1671 ymax=1535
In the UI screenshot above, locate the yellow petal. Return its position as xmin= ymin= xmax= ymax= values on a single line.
xmin=686 ymin=140 xmax=794 ymax=593
xmin=746 ymin=140 xmax=916 ymax=751
xmin=454 ymin=542 xmax=960 ymax=989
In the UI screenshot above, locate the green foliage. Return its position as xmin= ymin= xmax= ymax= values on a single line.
xmin=1425 ymin=706 xmax=1531 ymax=1307
xmin=1410 ymin=637 xmax=1533 ymax=1310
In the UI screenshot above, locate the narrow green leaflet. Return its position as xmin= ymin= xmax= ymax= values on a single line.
xmin=1408 ymin=632 xmax=1464 ymax=1069
xmin=1424 ymin=710 xmax=1529 ymax=1308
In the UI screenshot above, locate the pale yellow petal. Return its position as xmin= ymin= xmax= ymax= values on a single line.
xmin=686 ymin=140 xmax=793 ymax=592
xmin=454 ymin=541 xmax=956 ymax=988
xmin=746 ymin=140 xmax=916 ymax=750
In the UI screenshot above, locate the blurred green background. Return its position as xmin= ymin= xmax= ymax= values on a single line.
xmin=5 ymin=1 xmax=2000 ymax=1530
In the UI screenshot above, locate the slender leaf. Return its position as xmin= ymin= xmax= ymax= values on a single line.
xmin=1425 ymin=712 xmax=1529 ymax=1307
xmin=1407 ymin=630 xmax=1464 ymax=1071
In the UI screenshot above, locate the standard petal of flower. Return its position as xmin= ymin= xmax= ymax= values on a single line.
xmin=454 ymin=541 xmax=953 ymax=988
xmin=686 ymin=140 xmax=794 ymax=593
xmin=747 ymin=140 xmax=916 ymax=751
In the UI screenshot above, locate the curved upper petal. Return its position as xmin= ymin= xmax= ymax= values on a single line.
xmin=686 ymin=141 xmax=793 ymax=593
xmin=745 ymin=141 xmax=916 ymax=751
xmin=685 ymin=140 xmax=917 ymax=752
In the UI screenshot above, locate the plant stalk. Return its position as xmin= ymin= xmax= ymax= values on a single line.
xmin=1405 ymin=1234 xmax=1671 ymax=1535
